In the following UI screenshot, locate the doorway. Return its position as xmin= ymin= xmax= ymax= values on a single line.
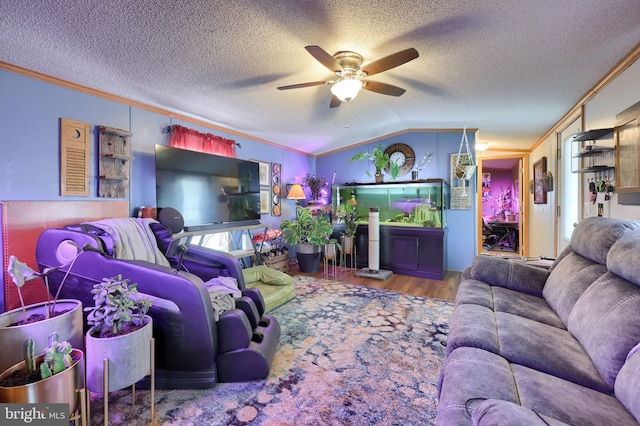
xmin=477 ymin=155 xmax=527 ymax=257
xmin=557 ymin=117 xmax=581 ymax=254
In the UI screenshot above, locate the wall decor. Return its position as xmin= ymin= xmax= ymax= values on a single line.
xmin=60 ymin=117 xmax=91 ymax=197
xmin=616 ymin=100 xmax=640 ymax=193
xmin=98 ymin=125 xmax=134 ymax=198
xmin=256 ymin=161 xmax=270 ymax=187
xmin=272 ymin=163 xmax=282 ymax=216
xmin=260 ymin=190 xmax=270 ymax=214
xmin=482 ymin=172 xmax=491 ymax=202
xmin=533 ymin=157 xmax=547 ymax=204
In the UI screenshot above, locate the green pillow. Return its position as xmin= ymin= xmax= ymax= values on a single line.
xmin=243 ymin=265 xmax=293 ymax=286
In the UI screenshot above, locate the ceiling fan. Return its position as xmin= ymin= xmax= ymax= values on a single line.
xmin=277 ymin=45 xmax=419 ymax=108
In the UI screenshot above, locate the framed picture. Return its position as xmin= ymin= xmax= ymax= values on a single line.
xmin=251 ymin=160 xmax=270 ymax=187
xmin=616 ymin=100 xmax=640 ymax=193
xmin=533 ymin=157 xmax=547 ymax=204
xmin=260 ymin=190 xmax=270 ymax=214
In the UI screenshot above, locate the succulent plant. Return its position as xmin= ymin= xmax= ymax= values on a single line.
xmin=40 ymin=332 xmax=73 ymax=379
xmin=85 ymin=275 xmax=152 ymax=338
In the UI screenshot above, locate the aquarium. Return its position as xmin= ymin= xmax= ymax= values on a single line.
xmin=332 ymin=179 xmax=448 ymax=228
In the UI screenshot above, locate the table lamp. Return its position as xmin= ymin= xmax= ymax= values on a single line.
xmin=286 ymin=184 xmax=306 ymax=205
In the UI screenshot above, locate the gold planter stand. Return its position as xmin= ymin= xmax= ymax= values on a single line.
xmin=340 ymin=236 xmax=357 ymax=274
xmin=87 ymin=338 xmax=155 ymax=426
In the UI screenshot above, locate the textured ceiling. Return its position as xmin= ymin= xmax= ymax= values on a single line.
xmin=1 ymin=1 xmax=640 ymax=155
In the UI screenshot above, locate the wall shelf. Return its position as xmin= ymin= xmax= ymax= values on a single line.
xmin=99 ymin=125 xmax=133 ymax=198
xmin=571 ymin=128 xmax=615 ymax=177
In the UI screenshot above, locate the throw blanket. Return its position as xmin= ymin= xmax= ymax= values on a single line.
xmin=84 ymin=218 xmax=171 ymax=267
xmin=204 ymin=276 xmax=240 ymax=321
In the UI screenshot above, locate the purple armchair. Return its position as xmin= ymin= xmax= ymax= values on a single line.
xmin=35 ymin=219 xmax=280 ymax=389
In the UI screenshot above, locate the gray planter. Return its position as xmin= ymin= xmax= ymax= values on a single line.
xmin=296 ymin=243 xmax=321 ymax=273
xmin=85 ymin=316 xmax=153 ymax=393
xmin=0 ymin=300 xmax=83 ymax=373
xmin=0 ymin=349 xmax=84 ymax=414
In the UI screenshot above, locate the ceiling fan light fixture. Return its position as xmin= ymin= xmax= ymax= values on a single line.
xmin=331 ymin=79 xmax=363 ymax=101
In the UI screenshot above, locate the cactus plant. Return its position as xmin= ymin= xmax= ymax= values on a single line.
xmin=23 ymin=337 xmax=36 ymax=374
xmin=39 ymin=332 xmax=73 ymax=379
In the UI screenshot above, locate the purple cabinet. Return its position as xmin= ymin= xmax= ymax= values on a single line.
xmin=355 ymin=224 xmax=447 ymax=280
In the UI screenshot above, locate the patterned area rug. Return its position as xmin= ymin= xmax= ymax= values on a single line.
xmin=89 ymin=276 xmax=453 ymax=425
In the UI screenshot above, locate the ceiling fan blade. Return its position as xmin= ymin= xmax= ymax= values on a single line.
xmin=362 ymin=80 xmax=407 ymax=96
xmin=305 ymin=45 xmax=344 ymax=73
xmin=277 ymin=81 xmax=329 ymax=90
xmin=361 ymin=47 xmax=419 ymax=77
xmin=329 ymin=95 xmax=342 ymax=108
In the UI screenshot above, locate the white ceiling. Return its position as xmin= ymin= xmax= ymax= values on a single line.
xmin=1 ymin=1 xmax=639 ymax=156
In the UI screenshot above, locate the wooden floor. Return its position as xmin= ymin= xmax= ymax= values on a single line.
xmin=289 ymin=263 xmax=461 ymax=302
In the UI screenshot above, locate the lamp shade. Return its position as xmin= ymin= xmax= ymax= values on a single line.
xmin=286 ymin=184 xmax=306 ymax=200
xmin=330 ymin=79 xmax=363 ymax=101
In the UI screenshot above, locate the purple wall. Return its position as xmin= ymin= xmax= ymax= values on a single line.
xmin=481 ymin=168 xmax=519 ymax=221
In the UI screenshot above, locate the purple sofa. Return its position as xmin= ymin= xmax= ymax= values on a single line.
xmin=35 ymin=220 xmax=280 ymax=389
xmin=438 ymin=217 xmax=640 ymax=425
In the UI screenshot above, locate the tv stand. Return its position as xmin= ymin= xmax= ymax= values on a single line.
xmin=172 ymin=223 xmax=269 ymax=267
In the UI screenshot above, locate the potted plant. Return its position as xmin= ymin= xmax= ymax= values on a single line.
xmin=280 ymin=206 xmax=334 ymax=273
xmin=350 ymin=144 xmax=399 ymax=182
xmin=335 ymin=202 xmax=359 ymax=255
xmin=0 ymin=246 xmax=85 ymax=374
xmin=0 ymin=332 xmax=85 ymax=415
xmin=84 ymin=274 xmax=153 ymax=394
xmin=302 ymin=173 xmax=328 ymax=203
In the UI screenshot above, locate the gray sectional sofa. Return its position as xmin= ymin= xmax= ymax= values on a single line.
xmin=437 ymin=217 xmax=640 ymax=425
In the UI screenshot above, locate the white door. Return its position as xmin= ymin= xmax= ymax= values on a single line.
xmin=557 ymin=117 xmax=582 ymax=254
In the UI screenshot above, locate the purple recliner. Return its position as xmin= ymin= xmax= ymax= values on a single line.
xmin=35 ymin=219 xmax=280 ymax=389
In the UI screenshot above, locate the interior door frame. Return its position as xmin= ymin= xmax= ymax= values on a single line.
xmin=555 ymin=114 xmax=582 ymax=255
xmin=476 ymin=154 xmax=529 ymax=257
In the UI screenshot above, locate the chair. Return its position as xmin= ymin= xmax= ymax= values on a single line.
xmin=35 ymin=218 xmax=281 ymax=389
xmin=482 ymin=218 xmax=498 ymax=248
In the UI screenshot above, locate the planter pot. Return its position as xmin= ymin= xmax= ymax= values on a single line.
xmin=375 ymin=173 xmax=384 ymax=183
xmin=0 ymin=349 xmax=84 ymax=414
xmin=296 ymin=244 xmax=321 ymax=273
xmin=455 ymin=165 xmax=476 ymax=180
xmin=85 ymin=316 xmax=153 ymax=393
xmin=0 ymin=300 xmax=84 ymax=374
xmin=341 ymin=235 xmax=355 ymax=255
xmin=323 ymin=243 xmax=337 ymax=261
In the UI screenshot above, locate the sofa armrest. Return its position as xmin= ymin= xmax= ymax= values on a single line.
xmin=472 ymin=399 xmax=570 ymax=426
xmin=468 ymin=256 xmax=549 ymax=297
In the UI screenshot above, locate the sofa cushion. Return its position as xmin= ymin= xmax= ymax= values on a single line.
xmin=496 ymin=312 xmax=610 ymax=393
xmin=568 ymin=271 xmax=640 ymax=388
xmin=568 ymin=216 xmax=639 ymax=265
xmin=454 ymin=279 xmax=495 ymax=309
xmin=542 ymin=252 xmax=608 ymax=325
xmin=615 ymin=344 xmax=640 ymax=423
xmin=513 ymin=364 xmax=638 ymax=426
xmin=446 ymin=304 xmax=500 ymax=356
xmin=467 ymin=256 xmax=549 ymax=297
xmin=492 ymin=287 xmax=565 ymax=329
xmin=436 ymin=347 xmax=520 ymax=425
xmin=455 ymin=282 xmax=565 ymax=327
xmin=607 ymin=226 xmax=640 ymax=285
xmin=472 ymin=399 xmax=570 ymax=426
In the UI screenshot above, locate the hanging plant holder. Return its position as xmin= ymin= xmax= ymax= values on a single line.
xmin=453 ymin=125 xmax=476 ymax=194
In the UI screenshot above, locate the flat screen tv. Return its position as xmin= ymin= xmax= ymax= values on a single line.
xmin=155 ymin=145 xmax=261 ymax=231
